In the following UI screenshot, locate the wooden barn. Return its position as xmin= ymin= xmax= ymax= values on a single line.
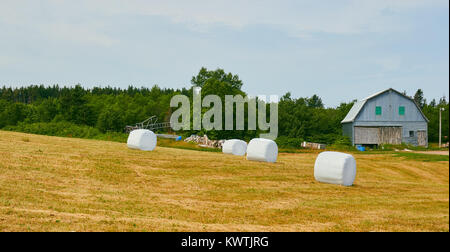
xmin=342 ymin=88 xmax=429 ymax=147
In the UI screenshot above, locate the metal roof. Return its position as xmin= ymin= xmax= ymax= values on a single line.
xmin=341 ymin=88 xmax=429 ymax=123
xmin=341 ymin=100 xmax=367 ymax=123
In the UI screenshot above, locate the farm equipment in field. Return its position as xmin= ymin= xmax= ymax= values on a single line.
xmin=125 ymin=116 xmax=172 ymax=133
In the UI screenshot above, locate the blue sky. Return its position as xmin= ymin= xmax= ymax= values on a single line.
xmin=0 ymin=0 xmax=448 ymax=107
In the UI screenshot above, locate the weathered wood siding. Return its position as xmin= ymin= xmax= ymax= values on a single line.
xmin=354 ymin=126 xmax=402 ymax=145
xmin=353 ymin=121 xmax=427 ymax=146
xmin=378 ymin=127 xmax=402 ymax=145
xmin=354 ymin=127 xmax=379 ymax=144
xmin=417 ymin=130 xmax=427 ymax=147
xmin=342 ymin=122 xmax=353 ymax=140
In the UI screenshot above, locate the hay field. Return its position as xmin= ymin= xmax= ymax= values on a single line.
xmin=0 ymin=131 xmax=448 ymax=232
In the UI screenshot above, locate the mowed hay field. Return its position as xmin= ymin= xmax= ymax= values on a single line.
xmin=0 ymin=131 xmax=448 ymax=232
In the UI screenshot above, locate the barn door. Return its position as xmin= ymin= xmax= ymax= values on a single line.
xmin=378 ymin=127 xmax=402 ymax=145
xmin=354 ymin=127 xmax=379 ymax=144
xmin=417 ymin=130 xmax=427 ymax=146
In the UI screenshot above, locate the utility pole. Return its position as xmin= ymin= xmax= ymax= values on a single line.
xmin=439 ymin=107 xmax=445 ymax=148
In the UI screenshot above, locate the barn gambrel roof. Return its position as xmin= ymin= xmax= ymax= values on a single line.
xmin=341 ymin=88 xmax=429 ymax=123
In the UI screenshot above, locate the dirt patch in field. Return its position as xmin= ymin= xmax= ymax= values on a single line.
xmin=410 ymin=151 xmax=449 ymax=156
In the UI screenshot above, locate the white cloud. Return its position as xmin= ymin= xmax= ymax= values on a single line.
xmin=39 ymin=23 xmax=117 ymax=47
xmin=376 ymin=56 xmax=402 ymax=71
xmin=0 ymin=0 xmax=116 ymax=47
xmin=0 ymin=55 xmax=17 ymax=67
xmin=1 ymin=0 xmax=448 ymax=45
xmin=82 ymin=0 xmax=448 ymax=35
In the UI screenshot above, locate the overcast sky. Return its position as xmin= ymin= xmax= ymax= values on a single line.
xmin=0 ymin=0 xmax=448 ymax=107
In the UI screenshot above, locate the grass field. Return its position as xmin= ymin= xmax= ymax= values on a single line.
xmin=0 ymin=130 xmax=448 ymax=232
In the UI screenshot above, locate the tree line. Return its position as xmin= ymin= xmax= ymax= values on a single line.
xmin=0 ymin=68 xmax=448 ymax=146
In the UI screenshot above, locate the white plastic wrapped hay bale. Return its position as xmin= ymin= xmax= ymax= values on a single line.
xmin=314 ymin=151 xmax=356 ymax=186
xmin=222 ymin=139 xmax=247 ymax=156
xmin=127 ymin=129 xmax=157 ymax=151
xmin=246 ymin=138 xmax=278 ymax=163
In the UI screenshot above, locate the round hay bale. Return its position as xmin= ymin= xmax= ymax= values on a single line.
xmin=127 ymin=129 xmax=157 ymax=151
xmin=222 ymin=139 xmax=247 ymax=156
xmin=314 ymin=151 xmax=356 ymax=186
xmin=246 ymin=138 xmax=278 ymax=163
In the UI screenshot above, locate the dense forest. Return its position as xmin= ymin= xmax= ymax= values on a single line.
xmin=0 ymin=68 xmax=448 ymax=147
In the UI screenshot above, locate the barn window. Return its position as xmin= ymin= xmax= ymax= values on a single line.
xmin=409 ymin=131 xmax=414 ymax=137
xmin=399 ymin=106 xmax=405 ymax=115
xmin=375 ymin=106 xmax=382 ymax=115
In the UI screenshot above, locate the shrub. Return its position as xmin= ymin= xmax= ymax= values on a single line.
xmin=4 ymin=121 xmax=102 ymax=139
xmin=333 ymin=135 xmax=352 ymax=146
xmin=275 ymin=136 xmax=304 ymax=149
